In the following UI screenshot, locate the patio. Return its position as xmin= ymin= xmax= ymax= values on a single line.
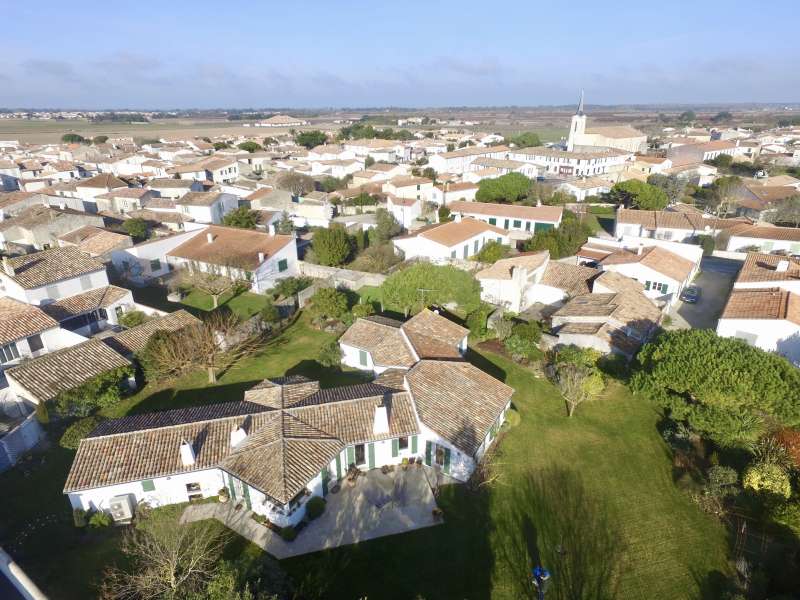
xmin=181 ymin=465 xmax=442 ymax=559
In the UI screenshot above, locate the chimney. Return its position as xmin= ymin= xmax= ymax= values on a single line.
xmin=637 ymin=245 xmax=643 ymax=256
xmin=777 ymin=259 xmax=789 ymax=272
xmin=257 ymin=251 xmax=265 ymax=263
xmin=0 ymin=209 xmax=5 ymax=222
xmin=59 ymin=202 xmax=66 ymax=210
xmin=268 ymin=223 xmax=276 ymax=235
xmin=206 ymin=232 xmax=214 ymax=244
xmin=180 ymin=440 xmax=195 ymax=466
xmin=230 ymin=425 xmax=247 ymax=448
xmin=2 ymin=256 xmax=15 ymax=277
xmin=373 ymin=402 xmax=389 ymax=435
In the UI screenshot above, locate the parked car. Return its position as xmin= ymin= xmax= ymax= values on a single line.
xmin=680 ymin=285 xmax=700 ymax=303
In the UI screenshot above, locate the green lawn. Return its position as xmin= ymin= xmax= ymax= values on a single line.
xmin=131 ymin=285 xmax=273 ymax=320
xmin=0 ymin=316 xmax=730 ymax=599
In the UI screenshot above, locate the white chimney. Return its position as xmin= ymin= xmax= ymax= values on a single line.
xmin=230 ymin=425 xmax=247 ymax=448
xmin=637 ymin=245 xmax=643 ymax=256
xmin=2 ymin=256 xmax=15 ymax=277
xmin=373 ymin=403 xmax=389 ymax=435
xmin=0 ymin=209 xmax=5 ymax=222
xmin=59 ymin=202 xmax=66 ymax=210
xmin=180 ymin=440 xmax=195 ymax=466
xmin=268 ymin=223 xmax=276 ymax=235
xmin=777 ymin=260 xmax=789 ymax=272
xmin=206 ymin=232 xmax=214 ymax=244
xmin=257 ymin=251 xmax=265 ymax=263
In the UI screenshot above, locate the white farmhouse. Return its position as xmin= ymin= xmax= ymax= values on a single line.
xmin=175 ymin=191 xmax=239 ymax=224
xmin=447 ymin=200 xmax=563 ymax=241
xmin=392 ymin=217 xmax=510 ymax=262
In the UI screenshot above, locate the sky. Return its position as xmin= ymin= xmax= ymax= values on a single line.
xmin=2 ymin=0 xmax=799 ymax=109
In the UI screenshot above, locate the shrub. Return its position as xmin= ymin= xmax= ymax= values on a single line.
xmin=696 ymin=234 xmax=716 ymax=256
xmin=466 ymin=303 xmax=493 ymax=340
xmin=504 ymin=333 xmax=540 ymax=362
xmin=307 ymin=287 xmax=348 ymax=322
xmin=89 ymin=511 xmax=114 ymax=528
xmin=273 ymin=276 xmax=313 ymax=299
xmin=35 ymin=401 xmax=49 ymax=424
xmin=60 ymin=415 xmax=104 ymax=449
xmin=492 ymin=315 xmax=514 ymax=341
xmin=512 ymin=321 xmax=542 ymax=344
xmin=351 ymin=303 xmax=374 ymax=319
xmin=279 ymin=526 xmax=297 ymax=541
xmin=73 ymin=508 xmax=88 ymax=528
xmin=318 ymin=340 xmax=342 ymax=368
xmin=504 ymin=407 xmax=521 ymax=427
xmin=118 ymin=310 xmax=147 ymax=329
xmin=305 ymin=496 xmax=326 ymax=520
xmin=770 ymin=500 xmax=800 ymax=536
xmin=742 ymin=463 xmax=791 ymax=498
xmin=473 ymin=241 xmax=509 ymax=263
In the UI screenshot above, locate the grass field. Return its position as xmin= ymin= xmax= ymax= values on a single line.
xmin=130 ymin=285 xmax=273 ymax=320
xmin=0 ymin=314 xmax=730 ymax=599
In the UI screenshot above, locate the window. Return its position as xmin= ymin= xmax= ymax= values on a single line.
xmin=278 ymin=258 xmax=288 ymax=272
xmin=0 ymin=342 xmax=20 ymax=364
xmin=399 ymin=436 xmax=409 ymax=451
xmin=644 ymin=281 xmax=651 ymax=291
xmin=185 ymin=482 xmax=201 ymax=493
xmin=354 ymin=443 xmax=366 ymax=466
xmin=450 ymin=250 xmax=456 ymax=258
xmin=141 ymin=479 xmax=156 ymax=492
xmin=462 ymin=245 xmax=468 ymax=259
xmin=27 ymin=334 xmax=44 ymax=353
xmin=473 ymin=239 xmax=479 ymax=253
xmin=488 ymin=217 xmax=496 ymax=226
xmin=435 ymin=445 xmax=446 ymax=466
xmin=525 ymin=221 xmax=531 ymax=232
xmin=359 ymin=349 xmax=368 ymax=367
xmin=513 ymin=219 xmax=522 ymax=229
xmin=504 ymin=219 xmax=510 ymax=229
xmin=149 ymin=259 xmax=161 ymax=272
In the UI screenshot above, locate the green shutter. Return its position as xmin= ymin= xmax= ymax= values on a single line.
xmin=411 ymin=435 xmax=418 ymax=454
xmin=227 ymin=474 xmax=236 ymax=500
xmin=504 ymin=219 xmax=510 ymax=228
xmin=443 ymin=448 xmax=451 ymax=474
xmin=391 ymin=438 xmax=399 ymax=457
xmin=335 ymin=454 xmax=342 ymax=479
xmin=347 ymin=446 xmax=355 ymax=467
xmin=359 ymin=350 xmax=367 ymax=366
xmin=243 ymin=483 xmax=252 ymax=510
xmin=425 ymin=441 xmax=432 ymax=466
xmin=278 ymin=258 xmax=288 ymax=272
xmin=644 ymin=281 xmax=651 ymax=291
xmin=141 ymin=479 xmax=155 ymax=492
xmin=367 ymin=443 xmax=375 ymax=469
xmin=488 ymin=217 xmax=496 ymax=226
xmin=662 ymin=283 xmax=668 ymax=294
xmin=321 ymin=467 xmax=329 ymax=496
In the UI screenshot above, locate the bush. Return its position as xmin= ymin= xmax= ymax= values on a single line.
xmin=466 ymin=303 xmax=493 ymax=340
xmin=492 ymin=315 xmax=514 ymax=341
xmin=305 ymin=496 xmax=326 ymax=520
xmin=89 ymin=511 xmax=114 ymax=528
xmin=742 ymin=463 xmax=792 ymax=498
xmin=696 ymin=234 xmax=715 ymax=256
xmin=279 ymin=526 xmax=297 ymax=541
xmin=770 ymin=500 xmax=800 ymax=536
xmin=118 ymin=310 xmax=147 ymax=328
xmin=351 ymin=303 xmax=374 ymax=319
xmin=273 ymin=276 xmax=313 ymax=299
xmin=73 ymin=508 xmax=88 ymax=528
xmin=60 ymin=415 xmax=104 ymax=449
xmin=473 ymin=241 xmax=509 ymax=264
xmin=307 ymin=287 xmax=348 ymax=323
xmin=512 ymin=321 xmax=542 ymax=344
xmin=318 ymin=340 xmax=342 ymax=368
xmin=35 ymin=401 xmax=49 ymax=424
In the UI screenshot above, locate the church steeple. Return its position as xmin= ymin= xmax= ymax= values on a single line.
xmin=567 ymin=90 xmax=587 ymax=151
xmin=577 ymin=89 xmax=585 ymax=116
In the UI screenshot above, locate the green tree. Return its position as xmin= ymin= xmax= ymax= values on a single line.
xmin=381 ymin=263 xmax=481 ymax=316
xmin=678 ymin=110 xmax=696 ymax=123
xmin=53 ymin=366 xmax=133 ymax=417
xmin=312 ymin=225 xmax=351 ymax=266
xmin=92 ymin=135 xmax=109 ymax=145
xmin=505 ymin=131 xmax=542 ymax=148
xmin=295 ymin=130 xmax=327 ymax=149
xmin=711 ymin=111 xmax=733 ymax=123
xmin=275 ymin=211 xmax=294 ymax=234
xmin=61 ymin=133 xmax=85 ymax=144
xmin=236 ymin=141 xmax=263 ymax=153
xmin=707 ymin=154 xmax=733 ymax=169
xmin=474 ymin=240 xmax=509 ymax=263
xmin=370 ymin=207 xmax=402 ymax=244
xmin=307 ymin=287 xmax=348 ymax=322
xmin=438 ymin=205 xmax=452 ymax=222
xmin=277 ymin=171 xmax=315 ymax=198
xmin=523 ymin=210 xmax=592 ymax=258
xmin=772 ymin=195 xmax=800 ymax=227
xmin=259 ymin=299 xmax=281 ymax=327
xmin=632 ymin=329 xmax=800 ymax=447
xmin=118 ymin=310 xmax=147 ymax=328
xmin=476 ymin=172 xmax=531 ymax=203
xmin=318 ymin=340 xmax=343 ymax=367
xmin=646 ymin=173 xmax=687 ymax=204
xmin=213 ymin=141 xmax=230 ymax=150
xmin=122 ymin=217 xmax=148 ymax=241
xmin=222 ymin=207 xmax=258 ymax=229
xmin=320 ymin=176 xmax=347 ymax=192
xmin=422 ymin=167 xmax=437 ymax=182
xmin=608 ymin=180 xmax=669 ymax=210
xmin=364 ymin=156 xmax=376 ymax=168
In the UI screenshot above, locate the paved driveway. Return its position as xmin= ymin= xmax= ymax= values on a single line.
xmin=667 ymin=257 xmax=740 ymax=330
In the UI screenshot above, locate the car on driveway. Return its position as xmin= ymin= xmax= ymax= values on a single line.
xmin=680 ymin=285 xmax=700 ymax=303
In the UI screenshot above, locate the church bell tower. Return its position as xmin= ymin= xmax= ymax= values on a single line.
xmin=566 ymin=90 xmax=586 ymax=152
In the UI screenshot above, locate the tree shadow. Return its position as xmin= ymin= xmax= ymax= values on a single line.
xmin=464 ymin=347 xmax=507 ymax=383
xmin=285 ymin=360 xmax=373 ymax=389
xmin=128 ymin=379 xmax=264 ymax=415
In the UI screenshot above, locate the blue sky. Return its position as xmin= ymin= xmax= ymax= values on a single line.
xmin=2 ymin=0 xmax=798 ymax=108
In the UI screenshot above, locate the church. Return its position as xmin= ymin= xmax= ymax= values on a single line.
xmin=566 ymin=92 xmax=647 ymax=154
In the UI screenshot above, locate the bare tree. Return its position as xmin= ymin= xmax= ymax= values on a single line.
xmin=101 ymin=509 xmax=228 ymax=600
xmin=552 ymin=364 xmax=602 ymax=417
xmin=277 ymin=171 xmax=314 ymax=198
xmin=772 ymin=195 xmax=800 ymax=227
xmin=180 ymin=263 xmax=243 ymax=309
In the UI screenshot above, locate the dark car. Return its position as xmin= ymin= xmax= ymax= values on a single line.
xmin=680 ymin=285 xmax=700 ymax=303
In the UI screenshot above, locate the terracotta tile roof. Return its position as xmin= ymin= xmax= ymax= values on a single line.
xmin=616 ymin=208 xmax=744 ymax=232
xmin=104 ymin=310 xmax=201 ymax=356
xmin=3 ymin=246 xmax=104 ymax=289
xmin=0 ymin=297 xmax=58 ymax=345
xmin=413 ymin=217 xmax=508 ymax=248
xmin=373 ymin=368 xmax=407 ymax=390
xmin=148 ymin=178 xmax=197 ymax=189
xmin=737 ymin=252 xmax=800 ymax=284
xmin=448 ymin=200 xmax=563 ymax=223
xmin=540 ymin=262 xmax=597 ymax=296
xmin=554 ymin=291 xmax=661 ymax=326
xmin=600 ymin=245 xmax=695 ymax=283
xmin=721 ymin=288 xmax=800 ymax=325
xmin=174 ymin=191 xmax=222 ymax=206
xmin=731 ymin=224 xmax=800 ymax=242
xmin=6 ymin=339 xmax=131 ymax=403
xmin=167 ymin=226 xmax=294 ymax=270
xmin=406 ymin=360 xmax=513 ymax=456
xmin=58 ymin=226 xmax=131 ymax=256
xmin=402 ymin=308 xmax=468 ymax=360
xmin=585 ymin=125 xmax=646 ymax=139
xmin=0 ymin=204 xmax=94 ymax=232
xmin=386 ymin=176 xmax=432 ymax=188
xmin=76 ymin=173 xmax=127 ymax=189
xmin=95 ymin=188 xmax=149 ymax=200
xmin=476 ymin=251 xmax=549 ymax=280
xmin=339 ymin=317 xmax=417 ymax=368
xmin=591 ymin=271 xmax=644 ymax=294
xmin=742 ymin=184 xmax=797 ymax=205
xmin=41 ymin=285 xmax=131 ymax=322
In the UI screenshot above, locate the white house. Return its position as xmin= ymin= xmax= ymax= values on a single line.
xmin=724 ymin=224 xmax=800 ymax=255
xmin=508 ymin=146 xmax=632 ymax=178
xmin=429 ymin=182 xmax=479 ymax=205
xmin=614 ymin=208 xmax=749 ymax=242
xmin=733 ymin=253 xmax=800 ymax=295
xmin=386 ymin=195 xmax=423 ymax=229
xmin=556 ymin=177 xmax=611 ymax=202
xmin=392 ymin=217 xmax=510 ymax=262
xmin=166 ymin=225 xmax=298 ymax=294
xmin=427 ymin=145 xmax=510 ymax=175
xmin=148 ymin=178 xmax=204 ymax=200
xmin=382 ymin=176 xmax=434 ymax=203
xmin=447 ymin=200 xmax=563 ymax=241
xmin=175 ymin=191 xmax=239 ymax=224
xmin=716 ymin=288 xmax=800 ymax=365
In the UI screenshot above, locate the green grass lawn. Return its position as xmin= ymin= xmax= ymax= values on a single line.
xmin=0 ymin=316 xmax=730 ymax=599
xmin=131 ymin=285 xmax=273 ymax=320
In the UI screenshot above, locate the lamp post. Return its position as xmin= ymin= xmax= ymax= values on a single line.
xmin=532 ymin=565 xmax=550 ymax=600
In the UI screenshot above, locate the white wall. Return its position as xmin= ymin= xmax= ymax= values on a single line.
xmin=394 ymin=229 xmax=510 ymax=262
xmin=0 ymin=268 xmax=109 ymax=305
xmin=716 ymin=318 xmax=800 ymax=364
xmin=727 ymin=235 xmax=800 ymax=254
xmin=111 ymin=227 xmax=206 ymax=285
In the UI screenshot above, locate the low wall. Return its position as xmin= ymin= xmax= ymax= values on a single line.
xmin=0 ymin=545 xmax=48 ymax=599
xmin=0 ymin=413 xmax=44 ymax=474
xmin=296 ymin=261 xmax=386 ymax=290
xmin=711 ymin=250 xmax=746 ymax=261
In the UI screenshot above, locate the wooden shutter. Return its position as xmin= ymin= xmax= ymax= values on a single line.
xmin=367 ymin=443 xmax=375 ymax=469
xmin=391 ymin=438 xmax=399 ymax=458
xmin=347 ymin=446 xmax=355 ymax=467
xmin=443 ymin=448 xmax=451 ymax=474
xmin=425 ymin=441 xmax=432 ymax=466
xmin=411 ymin=435 xmax=418 ymax=454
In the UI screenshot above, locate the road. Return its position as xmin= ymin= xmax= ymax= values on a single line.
xmin=666 ymin=257 xmax=741 ymax=331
